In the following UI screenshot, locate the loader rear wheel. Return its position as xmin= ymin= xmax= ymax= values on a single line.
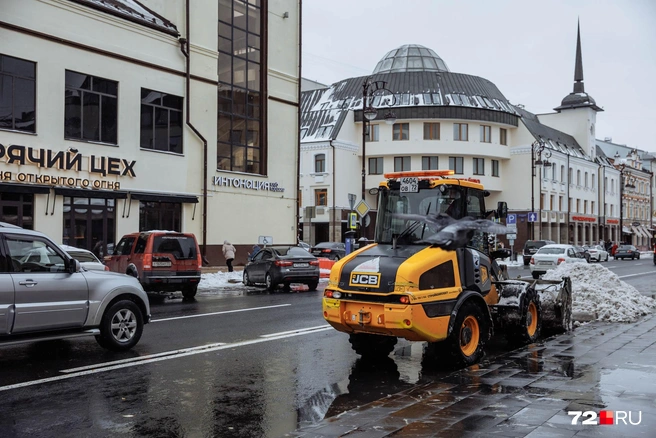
xmin=447 ymin=301 xmax=487 ymax=367
xmin=349 ymin=333 xmax=397 ymax=358
xmin=506 ymin=287 xmax=542 ymax=345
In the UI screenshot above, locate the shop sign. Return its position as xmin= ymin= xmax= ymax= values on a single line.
xmin=213 ymin=176 xmax=285 ymax=192
xmin=0 ymin=144 xmax=136 ymax=177
xmin=1 ymin=171 xmax=122 ymax=190
xmin=571 ymin=215 xmax=596 ymax=223
xmin=606 ymin=218 xmax=619 ymax=225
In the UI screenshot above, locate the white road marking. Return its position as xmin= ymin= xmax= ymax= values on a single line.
xmin=150 ymin=304 xmax=291 ymax=322
xmin=618 ymin=271 xmax=656 ymax=279
xmin=260 ymin=325 xmax=330 ymax=338
xmin=0 ymin=326 xmax=333 ymax=392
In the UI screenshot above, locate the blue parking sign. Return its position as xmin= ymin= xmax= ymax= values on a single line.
xmin=506 ymin=214 xmax=516 ymax=225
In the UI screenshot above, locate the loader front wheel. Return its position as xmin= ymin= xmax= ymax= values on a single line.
xmin=349 ymin=333 xmax=397 ymax=358
xmin=448 ymin=301 xmax=487 ymax=367
xmin=507 ymin=287 xmax=542 ymax=345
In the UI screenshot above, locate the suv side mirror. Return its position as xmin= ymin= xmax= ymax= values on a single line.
xmin=69 ymin=258 xmax=81 ymax=274
xmin=496 ymin=201 xmax=508 ymax=219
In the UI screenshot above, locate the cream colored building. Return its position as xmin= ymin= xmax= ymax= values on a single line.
xmin=0 ymin=0 xmax=301 ymax=264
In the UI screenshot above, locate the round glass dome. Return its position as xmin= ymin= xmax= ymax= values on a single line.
xmin=372 ymin=44 xmax=450 ymax=74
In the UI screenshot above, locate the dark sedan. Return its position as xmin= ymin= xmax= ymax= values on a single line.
xmin=614 ymin=245 xmax=641 ymax=260
xmin=310 ymin=242 xmax=346 ymax=260
xmin=243 ymin=246 xmax=320 ymax=291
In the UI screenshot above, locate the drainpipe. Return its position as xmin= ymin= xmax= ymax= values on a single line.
xmin=567 ymin=153 xmax=570 ymax=244
xmin=180 ymin=0 xmax=208 ymax=264
xmin=296 ymin=1 xmax=302 ymax=244
xmin=330 ymin=140 xmax=336 ymax=242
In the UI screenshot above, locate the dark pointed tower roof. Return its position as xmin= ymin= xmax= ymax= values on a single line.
xmin=554 ymin=20 xmax=602 ymax=112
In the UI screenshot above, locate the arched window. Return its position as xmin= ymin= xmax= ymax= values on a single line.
xmin=591 ymin=174 xmax=595 ymax=189
xmin=315 ymin=153 xmax=325 ymax=173
xmin=569 ymin=167 xmax=573 ymax=184
xmin=584 ymin=172 xmax=588 ymax=188
xmin=577 ymin=170 xmax=581 ymax=186
xmin=560 ymin=165 xmax=565 ymax=183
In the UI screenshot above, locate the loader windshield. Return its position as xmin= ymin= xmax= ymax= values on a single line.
xmin=374 ymin=183 xmax=480 ymax=244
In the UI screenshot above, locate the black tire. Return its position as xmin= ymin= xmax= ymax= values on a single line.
xmin=96 ymin=300 xmax=144 ymax=351
xmin=307 ymin=281 xmax=319 ymax=291
xmin=445 ymin=300 xmax=488 ymax=367
xmin=523 ymin=259 xmax=530 ymax=266
xmin=531 ymin=272 xmax=540 ymax=279
xmin=506 ymin=287 xmax=542 ymax=345
xmin=243 ymin=270 xmax=253 ymax=286
xmin=349 ymin=333 xmax=397 ymax=358
xmin=265 ymin=272 xmax=277 ymax=291
xmin=631 ymin=255 xmax=635 ymax=260
xmin=182 ymin=285 xmax=197 ymax=299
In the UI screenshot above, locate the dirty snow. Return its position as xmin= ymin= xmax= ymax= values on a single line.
xmin=198 ymin=270 xmax=328 ymax=291
xmin=542 ymin=263 xmax=656 ymax=322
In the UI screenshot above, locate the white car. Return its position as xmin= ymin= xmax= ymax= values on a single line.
xmin=529 ymin=244 xmax=587 ymax=279
xmin=585 ymin=245 xmax=609 ymax=262
xmin=60 ymin=245 xmax=108 ymax=271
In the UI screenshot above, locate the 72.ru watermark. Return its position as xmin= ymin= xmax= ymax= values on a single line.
xmin=568 ymin=411 xmax=642 ymax=426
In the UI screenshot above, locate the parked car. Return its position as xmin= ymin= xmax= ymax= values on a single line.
xmin=310 ymin=242 xmax=346 ymax=260
xmin=61 ymin=244 xmax=109 ymax=271
xmin=104 ymin=231 xmax=202 ymax=299
xmin=583 ymin=245 xmax=609 ymax=262
xmin=613 ymin=245 xmax=641 ymax=260
xmin=522 ymin=240 xmax=556 ymax=266
xmin=298 ymin=241 xmax=311 ymax=251
xmin=573 ymin=245 xmax=591 ymax=263
xmin=0 ymin=222 xmax=150 ymax=351
xmin=243 ymin=246 xmax=320 ymax=291
xmin=529 ymin=243 xmax=588 ymax=279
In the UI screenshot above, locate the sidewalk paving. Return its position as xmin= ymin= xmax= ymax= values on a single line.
xmin=291 ymin=315 xmax=656 ymax=437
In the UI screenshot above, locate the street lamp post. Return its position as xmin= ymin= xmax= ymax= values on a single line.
xmin=361 ymin=77 xmax=397 ymax=201
xmin=530 ymin=140 xmax=552 ymax=240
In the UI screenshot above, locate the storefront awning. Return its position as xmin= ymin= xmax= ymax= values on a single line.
xmin=631 ymin=226 xmax=642 ymax=237
xmin=54 ymin=187 xmax=128 ymax=199
xmin=130 ymin=192 xmax=199 ymax=204
xmin=622 ymin=226 xmax=633 ymax=234
xmin=640 ymin=225 xmax=652 ymax=238
xmin=0 ymin=182 xmax=51 ymax=194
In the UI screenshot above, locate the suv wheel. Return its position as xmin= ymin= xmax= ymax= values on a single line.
xmin=182 ymin=285 xmax=197 ymax=299
xmin=96 ymin=300 xmax=144 ymax=351
xmin=307 ymin=281 xmax=319 ymax=291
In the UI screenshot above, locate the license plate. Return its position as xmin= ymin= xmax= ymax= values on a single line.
xmin=294 ymin=262 xmax=309 ymax=267
xmin=538 ymin=261 xmax=552 ymax=266
xmin=152 ymin=261 xmax=171 ymax=267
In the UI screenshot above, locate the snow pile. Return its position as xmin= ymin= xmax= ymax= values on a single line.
xmin=542 ymin=263 xmax=656 ymax=322
xmin=198 ymin=271 xmax=244 ymax=290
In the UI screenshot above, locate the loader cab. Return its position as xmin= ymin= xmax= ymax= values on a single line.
xmin=374 ymin=171 xmax=488 ymax=246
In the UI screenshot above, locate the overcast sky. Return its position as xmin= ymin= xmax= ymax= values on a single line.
xmin=301 ymin=0 xmax=656 ymax=153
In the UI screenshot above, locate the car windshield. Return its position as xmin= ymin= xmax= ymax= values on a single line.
xmin=525 ymin=241 xmax=546 ymax=249
xmin=152 ymin=235 xmax=197 ymax=259
xmin=314 ymin=242 xmax=337 ymax=249
xmin=537 ymin=247 xmax=565 ymax=255
xmin=273 ymin=247 xmax=311 ymax=257
xmin=68 ymin=251 xmax=100 ymax=263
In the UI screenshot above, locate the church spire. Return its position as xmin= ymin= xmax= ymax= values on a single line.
xmin=573 ymin=19 xmax=584 ymax=93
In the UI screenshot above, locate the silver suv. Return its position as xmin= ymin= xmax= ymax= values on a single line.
xmin=0 ymin=222 xmax=150 ymax=351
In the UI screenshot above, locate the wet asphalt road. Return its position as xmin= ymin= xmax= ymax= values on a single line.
xmin=1 ymin=260 xmax=654 ymax=437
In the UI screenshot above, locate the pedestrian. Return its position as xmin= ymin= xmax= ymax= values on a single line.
xmin=248 ymin=244 xmax=260 ymax=261
xmin=222 ymin=240 xmax=236 ymax=272
xmin=611 ymin=242 xmax=618 ymax=257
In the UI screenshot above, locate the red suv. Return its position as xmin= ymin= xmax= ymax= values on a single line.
xmin=104 ymin=231 xmax=202 ymax=299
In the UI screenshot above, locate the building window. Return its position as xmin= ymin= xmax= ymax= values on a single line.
xmin=218 ymin=0 xmax=264 ymax=174
xmin=492 ymin=159 xmax=499 ymax=177
xmin=315 ymin=189 xmax=327 ymax=206
xmin=314 ymin=153 xmax=325 ymax=173
xmin=0 ymin=54 xmax=36 ymax=133
xmin=140 ymin=88 xmax=183 ymax=153
xmin=561 ymin=165 xmax=566 ymax=183
xmin=422 ymin=156 xmax=438 ymax=170
xmin=366 ymin=124 xmax=379 ymax=142
xmin=576 ymin=170 xmax=581 ymax=186
xmin=473 ymin=157 xmax=485 ymax=175
xmin=480 ymin=125 xmax=491 ymax=143
xmin=139 ymin=201 xmax=181 ymax=232
xmin=65 ymin=70 xmax=118 ymax=144
xmin=423 ymin=123 xmax=440 ymax=140
xmin=369 ymin=157 xmax=383 ymax=175
xmin=0 ymin=192 xmax=34 ymax=229
xmin=392 ymin=123 xmax=409 ymax=140
xmin=449 ymin=156 xmax=463 ymax=174
xmin=559 ymin=196 xmax=563 ymax=211
xmin=584 ymin=172 xmax=588 ymax=188
xmin=394 ymin=156 xmax=410 ymax=171
xmin=583 ymin=200 xmax=588 ymax=214
xmin=500 ymin=128 xmax=507 ymax=145
xmin=453 ymin=123 xmax=468 ymax=141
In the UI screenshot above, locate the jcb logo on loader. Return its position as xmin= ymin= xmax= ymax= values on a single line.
xmin=350 ymin=272 xmax=381 ymax=287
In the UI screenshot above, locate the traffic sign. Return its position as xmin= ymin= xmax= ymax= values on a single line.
xmin=355 ymin=199 xmax=370 ymax=217
xmin=506 ymin=233 xmax=517 ymax=240
xmin=348 ymin=212 xmax=358 ymax=229
xmin=506 ymin=214 xmax=516 ymax=225
xmin=528 ymin=212 xmax=538 ymax=222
